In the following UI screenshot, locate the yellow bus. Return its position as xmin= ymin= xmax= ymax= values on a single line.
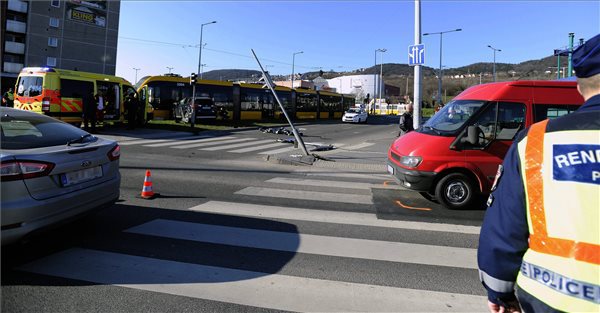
xmin=135 ymin=75 xmax=353 ymax=122
xmin=14 ymin=67 xmax=136 ymax=124
xmin=136 ymin=75 xmax=234 ymax=121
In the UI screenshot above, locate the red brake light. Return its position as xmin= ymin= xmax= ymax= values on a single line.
xmin=0 ymin=160 xmax=55 ymax=181
xmin=42 ymin=97 xmax=51 ymax=112
xmin=107 ymin=145 xmax=120 ymax=161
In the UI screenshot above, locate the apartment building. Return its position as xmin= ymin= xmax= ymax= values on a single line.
xmin=1 ymin=0 xmax=120 ymax=89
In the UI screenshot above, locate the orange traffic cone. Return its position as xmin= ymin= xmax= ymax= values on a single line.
xmin=141 ymin=170 xmax=155 ymax=199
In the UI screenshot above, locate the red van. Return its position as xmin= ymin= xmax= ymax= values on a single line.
xmin=387 ymin=80 xmax=584 ymax=209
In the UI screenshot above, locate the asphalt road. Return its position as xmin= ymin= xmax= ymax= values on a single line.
xmin=2 ymin=117 xmax=488 ymax=312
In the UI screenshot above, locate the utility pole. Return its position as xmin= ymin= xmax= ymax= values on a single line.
xmin=291 ymin=51 xmax=303 ymax=89
xmin=197 ymin=21 xmax=217 ymax=79
xmin=413 ymin=0 xmax=422 ymax=129
xmin=423 ymin=28 xmax=461 ymax=105
xmin=567 ymin=32 xmax=575 ymax=77
xmin=252 ymin=49 xmax=309 ymax=156
xmin=132 ymin=67 xmax=140 ymax=84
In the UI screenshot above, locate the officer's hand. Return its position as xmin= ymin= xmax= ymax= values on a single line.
xmin=487 ymin=300 xmax=521 ymax=313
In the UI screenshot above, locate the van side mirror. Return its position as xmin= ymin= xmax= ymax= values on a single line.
xmin=462 ymin=125 xmax=481 ymax=145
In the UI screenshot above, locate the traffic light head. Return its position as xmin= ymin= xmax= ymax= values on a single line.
xmin=190 ymin=73 xmax=197 ymax=84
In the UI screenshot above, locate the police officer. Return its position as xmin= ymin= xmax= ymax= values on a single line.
xmin=2 ymin=87 xmax=14 ymax=107
xmin=477 ymin=34 xmax=600 ymax=313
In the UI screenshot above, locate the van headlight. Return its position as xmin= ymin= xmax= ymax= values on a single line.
xmin=400 ymin=156 xmax=422 ymax=168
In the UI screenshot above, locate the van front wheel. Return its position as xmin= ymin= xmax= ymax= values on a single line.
xmin=435 ymin=173 xmax=477 ymax=210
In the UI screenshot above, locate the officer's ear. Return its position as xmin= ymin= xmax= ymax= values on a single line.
xmin=576 ymin=83 xmax=583 ymax=97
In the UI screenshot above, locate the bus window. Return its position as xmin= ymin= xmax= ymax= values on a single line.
xmin=17 ymin=76 xmax=43 ymax=97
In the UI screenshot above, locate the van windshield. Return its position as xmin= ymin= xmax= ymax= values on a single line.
xmin=16 ymin=76 xmax=43 ymax=97
xmin=421 ymin=100 xmax=485 ymax=134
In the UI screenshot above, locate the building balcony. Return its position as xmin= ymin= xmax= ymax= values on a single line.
xmin=3 ymin=62 xmax=24 ymax=73
xmin=6 ymin=20 xmax=27 ymax=33
xmin=5 ymin=41 xmax=25 ymax=54
xmin=7 ymin=0 xmax=28 ymax=13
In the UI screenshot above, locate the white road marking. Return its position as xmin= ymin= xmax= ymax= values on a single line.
xmin=266 ymin=177 xmax=383 ymax=190
xmin=18 ymin=248 xmax=485 ymax=312
xmin=200 ymin=139 xmax=275 ymax=151
xmin=189 ymin=201 xmax=481 ymax=234
xmin=229 ymin=142 xmax=288 ymax=153
xmin=118 ymin=138 xmax=174 ymax=146
xmin=126 ymin=219 xmax=477 ymax=269
xmin=258 ymin=146 xmax=297 ymax=155
xmin=143 ymin=136 xmax=227 ymax=147
xmin=235 ymin=187 xmax=373 ymax=204
xmin=340 ymin=142 xmax=375 ymax=150
xmin=171 ymin=137 xmax=255 ymax=149
xmin=298 ymin=171 xmax=394 ymax=181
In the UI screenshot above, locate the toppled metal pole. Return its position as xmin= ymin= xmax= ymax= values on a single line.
xmin=251 ymin=49 xmax=309 ymax=156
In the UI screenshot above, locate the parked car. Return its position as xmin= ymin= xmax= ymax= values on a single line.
xmin=342 ymin=108 xmax=368 ymax=123
xmin=0 ymin=107 xmax=121 ymax=245
xmin=173 ymin=97 xmax=217 ymax=123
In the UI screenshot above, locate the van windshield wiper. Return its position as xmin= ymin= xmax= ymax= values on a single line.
xmin=422 ymin=125 xmax=442 ymax=135
xmin=67 ymin=134 xmax=94 ymax=146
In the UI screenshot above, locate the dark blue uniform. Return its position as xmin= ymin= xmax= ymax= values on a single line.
xmin=477 ymin=94 xmax=600 ymax=310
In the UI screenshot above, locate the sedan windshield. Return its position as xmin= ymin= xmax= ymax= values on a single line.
xmin=1 ymin=110 xmax=96 ymax=149
xmin=421 ymin=100 xmax=486 ymax=134
xmin=346 ymin=108 xmax=361 ymax=114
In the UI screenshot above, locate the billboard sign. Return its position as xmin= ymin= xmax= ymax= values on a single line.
xmin=66 ymin=0 xmax=107 ymax=28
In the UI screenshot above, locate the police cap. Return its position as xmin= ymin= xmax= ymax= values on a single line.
xmin=572 ymin=33 xmax=600 ymax=78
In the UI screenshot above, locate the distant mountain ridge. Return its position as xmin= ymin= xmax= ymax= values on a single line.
xmin=202 ymin=54 xmax=569 ymax=82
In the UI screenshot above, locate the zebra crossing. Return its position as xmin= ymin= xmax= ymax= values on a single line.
xmin=111 ymin=133 xmax=352 ymax=156
xmin=107 ymin=132 xmax=385 ymax=158
xmin=14 ymin=171 xmax=486 ymax=312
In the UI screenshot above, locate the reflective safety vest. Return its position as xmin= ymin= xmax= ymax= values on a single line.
xmin=516 ymin=119 xmax=600 ymax=312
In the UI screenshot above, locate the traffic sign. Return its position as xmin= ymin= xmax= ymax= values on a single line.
xmin=408 ymin=44 xmax=425 ymax=66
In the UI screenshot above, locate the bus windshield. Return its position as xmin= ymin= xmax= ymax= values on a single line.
xmin=421 ymin=100 xmax=486 ymax=134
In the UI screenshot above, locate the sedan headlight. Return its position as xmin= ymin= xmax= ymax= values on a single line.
xmin=400 ymin=156 xmax=422 ymax=168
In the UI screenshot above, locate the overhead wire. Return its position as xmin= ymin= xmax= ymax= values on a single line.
xmin=118 ymin=35 xmax=340 ymax=71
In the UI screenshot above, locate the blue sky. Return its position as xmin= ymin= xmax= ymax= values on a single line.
xmin=116 ymin=1 xmax=600 ymax=83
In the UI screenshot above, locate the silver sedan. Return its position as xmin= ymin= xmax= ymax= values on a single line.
xmin=1 ymin=107 xmax=121 ymax=245
xmin=342 ymin=108 xmax=368 ymax=123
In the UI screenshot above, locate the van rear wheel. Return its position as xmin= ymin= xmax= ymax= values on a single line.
xmin=435 ymin=173 xmax=477 ymax=210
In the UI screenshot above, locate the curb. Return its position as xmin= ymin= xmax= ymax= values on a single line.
xmin=264 ymin=154 xmax=316 ymax=166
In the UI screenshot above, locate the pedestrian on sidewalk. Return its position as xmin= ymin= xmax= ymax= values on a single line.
xmin=398 ymin=103 xmax=414 ymax=136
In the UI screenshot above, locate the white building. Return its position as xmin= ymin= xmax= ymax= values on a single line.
xmin=326 ymin=74 xmax=383 ymax=102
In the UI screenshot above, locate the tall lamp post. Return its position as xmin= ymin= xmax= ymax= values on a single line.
xmin=487 ymin=45 xmax=501 ymax=82
xmin=375 ymin=48 xmax=387 ymax=104
xmin=132 ymin=67 xmax=140 ymax=84
xmin=423 ymin=28 xmax=461 ymax=105
xmin=166 ymin=66 xmax=173 ymax=74
xmin=197 ymin=21 xmax=216 ymax=79
xmin=291 ymin=51 xmax=303 ymax=89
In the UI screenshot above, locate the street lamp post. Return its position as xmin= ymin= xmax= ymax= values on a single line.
xmin=132 ymin=67 xmax=140 ymax=84
xmin=291 ymin=51 xmax=303 ymax=89
xmin=423 ymin=28 xmax=461 ymax=105
xmin=375 ymin=48 xmax=387 ymax=105
xmin=166 ymin=66 xmax=173 ymax=74
xmin=487 ymin=45 xmax=501 ymax=82
xmin=197 ymin=21 xmax=216 ymax=79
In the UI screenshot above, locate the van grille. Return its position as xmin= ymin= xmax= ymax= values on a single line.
xmin=391 ymin=150 xmax=401 ymax=162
